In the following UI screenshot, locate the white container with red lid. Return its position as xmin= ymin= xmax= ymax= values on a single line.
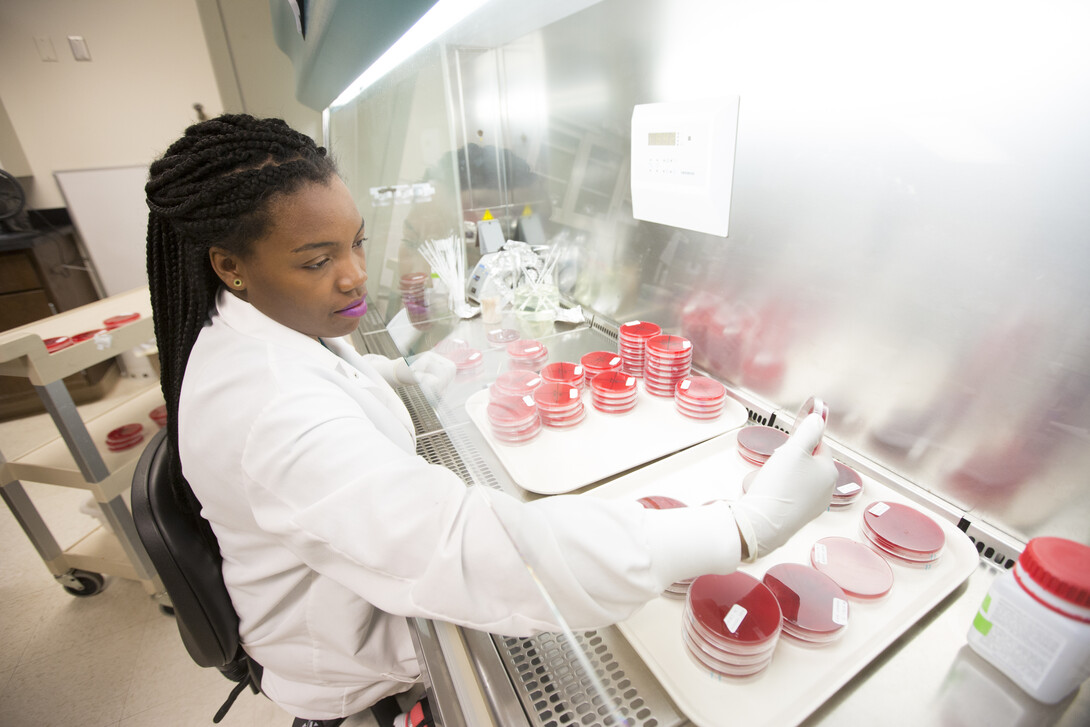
xmin=966 ymin=536 xmax=1090 ymax=704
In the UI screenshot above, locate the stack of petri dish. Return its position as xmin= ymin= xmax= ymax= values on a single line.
xmin=533 ymin=382 xmax=586 ymax=428
xmin=540 ymin=362 xmax=586 ymax=391
xmin=618 ymin=321 xmax=662 ymax=376
xmin=486 ymin=394 xmax=541 ymax=445
xmin=490 ymin=370 xmax=542 ymax=399
xmin=810 ymin=536 xmax=894 ymax=600
xmin=762 ymin=563 xmax=850 ymax=645
xmin=43 ymin=336 xmax=73 ymax=354
xmin=106 ymin=423 xmax=145 ymax=452
xmin=675 ymin=376 xmax=727 ymax=420
xmin=399 ymin=273 xmax=430 ymax=326
xmin=736 ymin=425 xmax=788 ymax=466
xmin=104 ymin=312 xmax=141 ymax=330
xmin=682 ymin=572 xmax=783 ymax=677
xmin=149 ymin=405 xmax=168 ymax=429
xmin=579 ymin=351 xmax=622 ymax=382
xmin=643 ymin=335 xmax=693 ymax=396
xmin=588 ymin=371 xmax=639 ymax=414
xmin=435 ymin=339 xmax=484 ymax=377
xmin=861 ymin=501 xmax=946 ymax=567
xmin=507 ymin=339 xmax=549 ymax=371
xmin=486 ymin=328 xmax=520 ymax=348
xmin=636 ymin=495 xmax=693 ymax=597
xmin=830 ymin=461 xmax=864 ymax=508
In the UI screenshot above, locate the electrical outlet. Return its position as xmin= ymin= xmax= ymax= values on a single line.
xmin=34 ymin=36 xmax=57 ymax=62
xmin=67 ymin=36 xmax=91 ymax=62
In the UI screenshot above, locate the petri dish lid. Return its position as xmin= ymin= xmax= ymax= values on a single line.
xmin=486 ymin=395 xmax=538 ymax=426
xmin=762 ymin=563 xmax=850 ymax=636
xmin=44 ymin=336 xmax=74 ymax=353
xmin=107 ymin=423 xmax=144 ymax=443
xmin=533 ymin=382 xmax=582 ymax=408
xmin=507 ymin=339 xmax=548 ymax=358
xmin=687 ymin=572 xmax=783 ymax=647
xmin=71 ymin=329 xmax=105 ymax=343
xmin=645 ymin=334 xmax=693 ymax=356
xmin=833 ymin=461 xmax=864 ymax=499
xmin=862 ymin=501 xmax=945 ymax=555
xmin=492 ymin=370 xmax=542 ymax=394
xmin=486 ymin=328 xmax=520 ymax=345
xmin=580 ymin=351 xmax=623 ymax=372
xmin=637 ymin=495 xmax=687 ymax=510
xmin=736 ymin=425 xmax=788 ymax=458
xmin=675 ymin=403 xmax=724 ymax=420
xmin=541 ymin=362 xmax=585 ymax=385
xmin=619 ymin=320 xmax=662 ymax=340
xmin=682 ymin=616 xmax=778 ymax=667
xmin=103 ymin=312 xmax=141 ymax=329
xmin=590 ymin=371 xmax=639 ymax=395
xmin=810 ymin=536 xmax=894 ymax=600
xmin=681 ymin=627 xmax=775 ymax=677
xmin=676 ymin=376 xmax=727 ymax=402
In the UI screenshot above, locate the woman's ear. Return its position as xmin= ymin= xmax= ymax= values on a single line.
xmin=209 ymin=247 xmax=246 ymax=292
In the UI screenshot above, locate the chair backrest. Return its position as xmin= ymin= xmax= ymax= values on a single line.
xmin=130 ymin=428 xmax=241 ymax=668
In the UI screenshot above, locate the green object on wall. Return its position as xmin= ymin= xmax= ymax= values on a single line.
xmin=270 ymin=0 xmax=438 ymax=110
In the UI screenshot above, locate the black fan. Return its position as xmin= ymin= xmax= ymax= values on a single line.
xmin=0 ymin=168 xmax=31 ymax=233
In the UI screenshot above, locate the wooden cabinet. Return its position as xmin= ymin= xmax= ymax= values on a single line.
xmin=0 ymin=227 xmax=116 ymax=420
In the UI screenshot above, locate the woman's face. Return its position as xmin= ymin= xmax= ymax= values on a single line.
xmin=225 ymin=176 xmax=369 ymax=339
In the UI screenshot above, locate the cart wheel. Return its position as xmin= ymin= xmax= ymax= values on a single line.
xmin=62 ymin=570 xmax=105 ymax=597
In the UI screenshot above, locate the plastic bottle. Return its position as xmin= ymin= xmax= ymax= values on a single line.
xmin=966 ymin=536 xmax=1090 ymax=704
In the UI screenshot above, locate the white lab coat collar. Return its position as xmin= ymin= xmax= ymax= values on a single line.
xmin=213 ymin=288 xmax=415 ymax=443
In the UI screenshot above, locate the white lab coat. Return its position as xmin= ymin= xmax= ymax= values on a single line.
xmin=179 ymin=289 xmax=741 ymax=720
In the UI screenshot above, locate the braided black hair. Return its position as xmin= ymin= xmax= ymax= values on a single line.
xmin=145 ymin=114 xmax=337 ymax=516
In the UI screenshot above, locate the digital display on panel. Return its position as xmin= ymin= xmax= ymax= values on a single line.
xmin=648 ymin=131 xmax=677 ymax=146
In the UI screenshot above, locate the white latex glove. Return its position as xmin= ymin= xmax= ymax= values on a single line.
xmin=731 ymin=412 xmax=837 ymax=561
xmin=407 ymin=351 xmax=456 ymax=398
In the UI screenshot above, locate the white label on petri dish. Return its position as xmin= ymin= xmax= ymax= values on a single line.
xmin=724 ymin=604 xmax=748 ymax=634
xmin=680 ymin=379 xmax=692 ymax=390
xmin=610 ymin=357 xmax=621 ymax=366
xmin=813 ymin=543 xmax=828 ymax=565
xmin=837 ymin=483 xmax=862 ymax=495
xmin=569 ymin=389 xmax=578 ymax=399
xmin=525 ymin=346 xmax=541 ymax=354
xmin=528 ymin=378 xmax=541 ymax=387
xmin=869 ymin=502 xmax=890 ymax=517
xmin=624 ymin=320 xmax=641 ymax=326
xmin=626 ymin=377 xmax=636 ymax=387
xmin=574 ymin=365 xmax=583 ymax=376
xmin=522 ymin=395 xmax=534 ymax=406
xmin=832 ymin=598 xmax=849 ymax=626
xmin=682 ymin=340 xmax=691 ymax=349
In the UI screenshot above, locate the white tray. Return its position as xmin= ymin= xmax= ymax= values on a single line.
xmin=585 ymin=431 xmax=979 ymax=727
xmin=464 ymin=386 xmax=749 ymax=495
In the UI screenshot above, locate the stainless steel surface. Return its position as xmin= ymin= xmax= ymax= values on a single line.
xmin=408 ymin=617 xmax=471 ymax=727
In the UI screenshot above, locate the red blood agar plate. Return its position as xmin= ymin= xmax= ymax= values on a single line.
xmin=491 ymin=370 xmax=542 ymax=398
xmin=579 ymin=351 xmax=622 ymax=376
xmin=486 ymin=328 xmax=519 ymax=345
xmin=540 ymin=362 xmax=585 ymax=388
xmin=646 ymin=334 xmax=693 ymax=356
xmin=103 ymin=312 xmax=140 ymax=329
xmin=507 ymin=339 xmax=547 ymax=358
xmin=619 ymin=320 xmax=662 ymax=340
xmin=637 ymin=495 xmax=687 ymax=510
xmin=487 ymin=395 xmax=538 ymax=427
xmin=590 ymin=371 xmax=638 ymax=396
xmin=862 ymin=501 xmax=945 ymax=556
xmin=810 ymin=536 xmax=894 ymax=600
xmin=762 ymin=563 xmax=849 ymax=641
xmin=533 ymin=382 xmax=581 ymax=409
xmin=676 ymin=376 xmax=726 ymax=402
xmin=107 ymin=423 xmax=143 ymax=443
xmin=737 ymin=425 xmax=788 ymax=458
xmin=687 ymin=572 xmax=783 ymax=651
xmin=43 ymin=336 xmax=73 ymax=353
xmin=71 ymin=329 xmax=105 ymax=343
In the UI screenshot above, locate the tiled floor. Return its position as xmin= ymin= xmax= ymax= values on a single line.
xmin=0 ymin=378 xmax=384 ymax=727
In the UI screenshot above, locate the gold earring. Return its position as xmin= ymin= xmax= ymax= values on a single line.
xmin=232 ymin=279 xmax=243 ymax=287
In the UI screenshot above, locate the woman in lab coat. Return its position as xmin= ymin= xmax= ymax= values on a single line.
xmin=145 ymin=114 xmax=836 ymax=727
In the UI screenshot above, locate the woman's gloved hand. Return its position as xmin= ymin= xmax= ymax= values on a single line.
xmin=730 ymin=412 xmax=837 ymax=561
xmin=406 ymin=351 xmax=456 ymax=397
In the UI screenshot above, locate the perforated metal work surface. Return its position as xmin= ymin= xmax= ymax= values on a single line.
xmin=494 ymin=629 xmax=685 ymax=727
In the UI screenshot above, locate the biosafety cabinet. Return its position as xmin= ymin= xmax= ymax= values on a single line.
xmin=322 ymin=1 xmax=1090 ymax=724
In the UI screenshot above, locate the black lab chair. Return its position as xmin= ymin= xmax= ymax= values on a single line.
xmin=131 ymin=428 xmax=261 ymax=722
xmin=131 ymin=428 xmax=405 ymax=726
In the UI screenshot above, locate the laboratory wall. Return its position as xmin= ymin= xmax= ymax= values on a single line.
xmin=330 ymin=0 xmax=1090 ymax=547
xmin=0 ymin=0 xmax=222 ymax=209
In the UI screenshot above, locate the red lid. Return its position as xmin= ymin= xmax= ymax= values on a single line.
xmin=687 ymin=572 xmax=782 ymax=646
xmin=486 ymin=395 xmax=538 ymax=425
xmin=580 ymin=351 xmax=622 ymax=372
xmin=103 ymin=312 xmax=140 ymax=328
xmin=862 ymin=501 xmax=945 ymax=555
xmin=763 ymin=563 xmax=849 ymax=635
xmin=43 ymin=336 xmax=73 ymax=353
xmin=736 ymin=425 xmax=788 ymax=457
xmin=533 ymin=382 xmax=581 ymax=408
xmin=71 ymin=329 xmax=105 ymax=343
xmin=810 ymin=537 xmax=893 ymax=600
xmin=541 ymin=362 xmax=584 ymax=385
xmin=619 ymin=320 xmax=662 ymax=339
xmin=676 ymin=376 xmax=726 ymax=402
xmin=590 ymin=371 xmax=638 ymax=395
xmin=107 ymin=423 xmax=144 ymax=442
xmin=1018 ymin=537 xmax=1090 ymax=608
xmin=646 ymin=334 xmax=692 ymax=355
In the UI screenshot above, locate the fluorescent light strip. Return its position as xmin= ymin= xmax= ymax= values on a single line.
xmin=330 ymin=0 xmax=490 ymax=109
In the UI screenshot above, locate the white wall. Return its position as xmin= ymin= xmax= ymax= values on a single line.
xmin=0 ymin=0 xmax=224 ymax=209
